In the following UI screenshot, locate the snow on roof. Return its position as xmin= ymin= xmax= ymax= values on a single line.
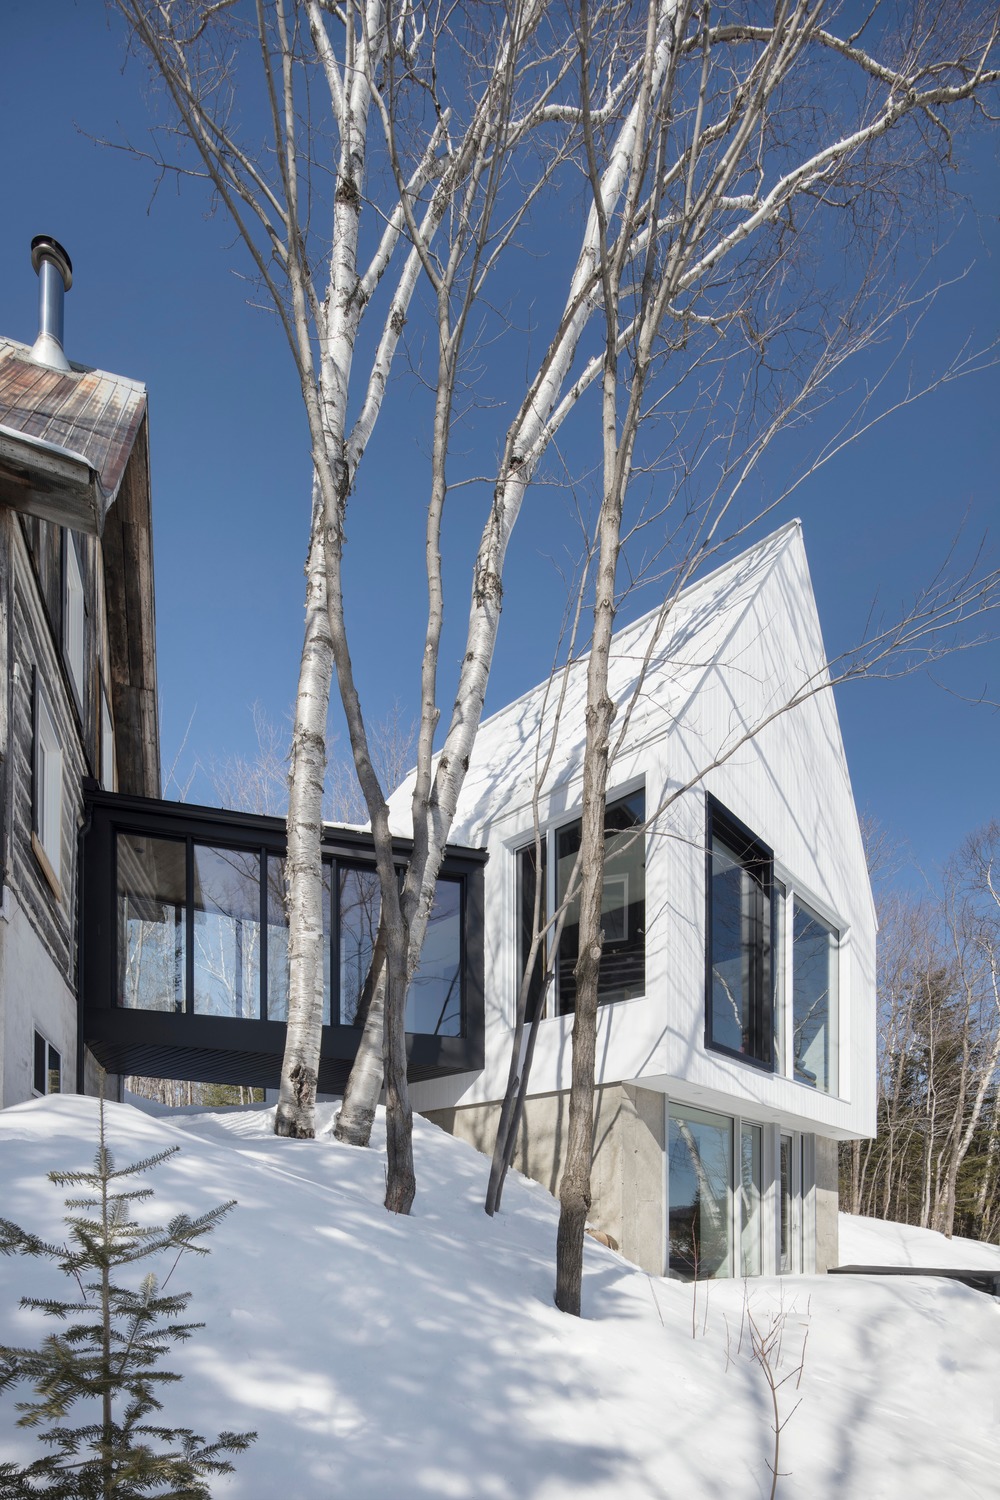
xmin=389 ymin=520 xmax=810 ymax=841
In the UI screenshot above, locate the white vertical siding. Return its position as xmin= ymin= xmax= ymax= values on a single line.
xmin=408 ymin=524 xmax=877 ymax=1142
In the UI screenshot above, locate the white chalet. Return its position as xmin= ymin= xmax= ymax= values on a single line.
xmin=397 ymin=522 xmax=876 ymax=1280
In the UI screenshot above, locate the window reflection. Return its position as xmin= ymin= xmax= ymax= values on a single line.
xmin=710 ymin=837 xmax=749 ymax=1052
xmin=517 ymin=790 xmax=645 ymax=1019
xmin=117 ymin=834 xmax=186 ymax=1013
xmin=792 ymin=900 xmax=836 ymax=1092
xmin=265 ymin=856 xmax=332 ymax=1026
xmin=740 ymin=1123 xmax=763 ymax=1276
xmin=406 ymin=881 xmax=462 ymax=1036
xmin=668 ymin=1106 xmax=733 ymax=1280
xmin=517 ymin=839 xmax=547 ymax=1022
xmin=339 ymin=866 xmax=380 ymax=1024
xmin=114 ymin=833 xmax=463 ymax=1037
xmin=192 ymin=846 xmax=262 ymax=1019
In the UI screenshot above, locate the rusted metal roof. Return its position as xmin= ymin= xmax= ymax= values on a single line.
xmin=0 ymin=336 xmax=146 ymax=534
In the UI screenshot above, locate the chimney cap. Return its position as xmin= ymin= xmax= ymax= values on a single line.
xmin=30 ymin=235 xmax=73 ymax=291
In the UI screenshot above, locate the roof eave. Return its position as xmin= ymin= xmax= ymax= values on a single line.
xmin=0 ymin=424 xmax=110 ymax=535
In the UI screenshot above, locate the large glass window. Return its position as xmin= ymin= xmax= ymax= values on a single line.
xmin=667 ymin=1111 xmax=813 ymax=1279
xmin=265 ymin=854 xmax=290 ymax=1021
xmin=518 ymin=789 xmax=645 ymax=1019
xmin=667 ymin=1106 xmax=733 ymax=1280
xmin=706 ymin=801 xmax=772 ymax=1065
xmin=265 ymin=856 xmax=331 ymax=1025
xmin=791 ymin=899 xmax=837 ymax=1093
xmin=339 ymin=866 xmax=380 ymax=1025
xmin=192 ymin=846 xmax=262 ymax=1019
xmin=517 ymin=838 xmax=548 ymax=1022
xmin=407 ymin=880 xmax=463 ymax=1036
xmin=740 ymin=1123 xmax=763 ymax=1276
xmin=114 ymin=833 xmax=463 ymax=1034
xmin=117 ymin=834 xmax=186 ymax=1012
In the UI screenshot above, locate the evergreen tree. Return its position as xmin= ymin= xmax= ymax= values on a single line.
xmin=0 ymin=1097 xmax=254 ymax=1499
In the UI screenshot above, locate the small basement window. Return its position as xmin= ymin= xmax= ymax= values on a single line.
xmin=33 ymin=1032 xmax=62 ymax=1095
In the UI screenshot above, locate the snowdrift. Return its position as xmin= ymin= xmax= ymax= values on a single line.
xmin=1 ymin=1096 xmax=997 ymax=1499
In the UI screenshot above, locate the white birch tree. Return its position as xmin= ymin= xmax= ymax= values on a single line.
xmin=117 ymin=1 xmax=998 ymax=1236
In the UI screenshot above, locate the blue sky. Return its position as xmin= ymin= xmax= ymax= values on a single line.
xmin=3 ymin=2 xmax=997 ymax=883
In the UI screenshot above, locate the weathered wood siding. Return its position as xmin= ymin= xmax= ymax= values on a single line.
xmin=101 ymin=419 xmax=159 ymax=797
xmin=8 ymin=525 xmax=90 ymax=982
xmin=0 ymin=509 xmax=120 ymax=1104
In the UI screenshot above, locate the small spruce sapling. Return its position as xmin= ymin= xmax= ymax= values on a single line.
xmin=0 ymin=1095 xmax=255 ymax=1499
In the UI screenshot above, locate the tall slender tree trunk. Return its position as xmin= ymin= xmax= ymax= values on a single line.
xmin=275 ymin=507 xmax=334 ymax=1136
xmin=335 ymin=927 xmax=387 ymax=1145
xmin=554 ymin=442 xmax=622 ymax=1315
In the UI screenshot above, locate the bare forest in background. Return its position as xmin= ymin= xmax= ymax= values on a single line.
xmin=842 ymin=822 xmax=1000 ymax=1243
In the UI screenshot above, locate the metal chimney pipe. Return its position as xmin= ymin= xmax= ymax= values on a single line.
xmin=29 ymin=235 xmax=73 ymax=372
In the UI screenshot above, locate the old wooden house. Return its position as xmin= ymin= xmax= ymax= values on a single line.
xmin=0 ymin=236 xmax=158 ymax=1107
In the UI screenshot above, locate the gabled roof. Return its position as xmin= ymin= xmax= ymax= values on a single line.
xmin=388 ymin=521 xmax=825 ymax=842
xmin=0 ymin=337 xmax=147 ymax=535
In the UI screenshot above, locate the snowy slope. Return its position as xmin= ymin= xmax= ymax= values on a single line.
xmin=1 ymin=1097 xmax=998 ymax=1500
xmin=840 ymin=1212 xmax=1000 ymax=1271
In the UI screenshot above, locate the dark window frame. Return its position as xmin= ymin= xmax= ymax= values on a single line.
xmin=516 ymin=785 xmax=646 ymax=1020
xmin=110 ymin=811 xmax=469 ymax=1038
xmin=83 ymin=790 xmax=485 ymax=1091
xmin=704 ymin=795 xmax=774 ymax=1070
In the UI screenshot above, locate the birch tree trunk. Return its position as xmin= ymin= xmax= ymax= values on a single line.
xmin=276 ymin=506 xmax=336 ymax=1132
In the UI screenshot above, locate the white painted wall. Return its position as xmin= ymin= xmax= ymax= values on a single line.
xmin=404 ymin=523 xmax=876 ymax=1143
xmin=0 ymin=892 xmax=76 ymax=1108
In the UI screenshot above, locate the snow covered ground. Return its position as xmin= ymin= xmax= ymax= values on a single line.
xmin=1 ymin=1096 xmax=998 ymax=1499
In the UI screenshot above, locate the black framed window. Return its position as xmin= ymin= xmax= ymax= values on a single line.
xmin=517 ymin=788 xmax=645 ymax=1019
xmin=117 ymin=833 xmax=187 ymax=1013
xmin=336 ymin=864 xmax=381 ymax=1024
xmin=668 ymin=1104 xmax=733 ymax=1280
xmin=705 ymin=797 xmax=773 ymax=1067
xmin=789 ymin=894 xmax=837 ymax=1093
xmin=114 ymin=829 xmax=465 ymax=1036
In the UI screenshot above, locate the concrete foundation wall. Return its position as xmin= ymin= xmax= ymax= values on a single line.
xmin=424 ymin=1084 xmax=667 ymax=1275
xmin=426 ymin=1090 xmax=845 ymax=1281
xmin=814 ymin=1134 xmax=840 ymax=1272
